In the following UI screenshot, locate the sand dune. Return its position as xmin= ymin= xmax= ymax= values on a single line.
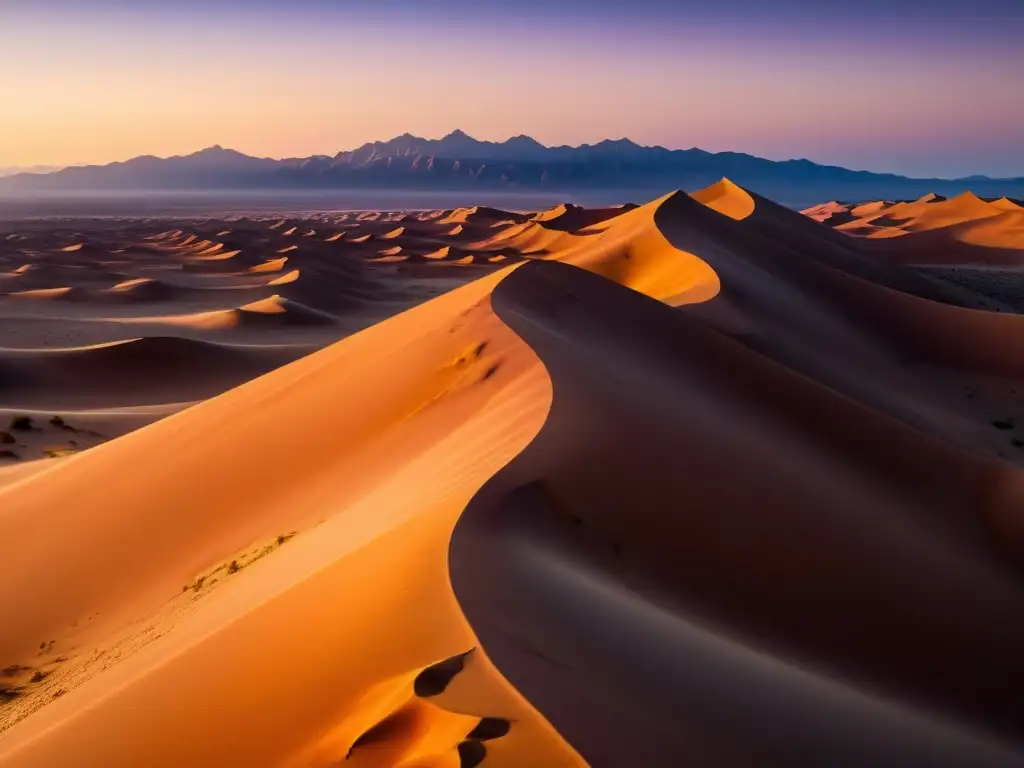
xmin=1 ymin=184 xmax=1024 ymax=766
xmin=0 ymin=266 xmax=580 ymax=767
xmin=813 ymin=189 xmax=1024 ymax=267
xmin=440 ymin=206 xmax=520 ymax=226
xmin=0 ymin=337 xmax=304 ymax=408
xmin=104 ymin=277 xmax=182 ymax=302
xmin=992 ymin=197 xmax=1023 ymax=211
xmin=5 ymin=287 xmax=77 ymax=300
xmin=249 ymin=257 xmax=290 ymax=273
xmin=453 ymin=260 xmax=1024 ymax=766
xmin=530 ymin=203 xmax=635 ymax=232
xmin=423 ymin=246 xmax=453 ymax=260
xmin=145 ymin=296 xmax=336 ymax=332
xmin=692 ymin=178 xmax=756 ymax=220
xmin=803 ymin=200 xmax=854 ymax=223
xmin=267 ymin=269 xmax=301 ymax=286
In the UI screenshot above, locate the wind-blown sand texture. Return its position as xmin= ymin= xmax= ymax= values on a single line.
xmin=1 ymin=183 xmax=1024 ymax=766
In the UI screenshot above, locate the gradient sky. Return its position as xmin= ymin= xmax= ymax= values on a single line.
xmin=2 ymin=0 xmax=1022 ymax=178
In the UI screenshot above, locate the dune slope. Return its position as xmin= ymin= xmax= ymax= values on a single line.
xmin=2 ymin=183 xmax=1024 ymax=767
xmin=0 ymin=267 xmax=581 ymax=767
xmin=452 ymin=260 xmax=1024 ymax=766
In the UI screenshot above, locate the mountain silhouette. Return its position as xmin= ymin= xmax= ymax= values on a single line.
xmin=4 ymin=131 xmax=1022 ymax=205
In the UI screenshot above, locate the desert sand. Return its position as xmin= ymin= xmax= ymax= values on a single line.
xmin=805 ymin=192 xmax=1024 ymax=313
xmin=1 ymin=184 xmax=1023 ymax=766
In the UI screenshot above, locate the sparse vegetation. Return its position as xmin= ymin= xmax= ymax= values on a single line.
xmin=29 ymin=670 xmax=48 ymax=684
xmin=8 ymin=416 xmax=33 ymax=432
xmin=227 ymin=560 xmax=240 ymax=574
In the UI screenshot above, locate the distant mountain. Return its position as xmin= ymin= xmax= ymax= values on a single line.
xmin=0 ymin=164 xmax=64 ymax=177
xmin=3 ymin=131 xmax=1023 ymax=206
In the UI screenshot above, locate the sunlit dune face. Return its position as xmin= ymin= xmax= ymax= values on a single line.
xmin=2 ymin=183 xmax=1024 ymax=766
xmin=816 ymin=190 xmax=1024 ymax=264
xmin=690 ymin=179 xmax=756 ymax=220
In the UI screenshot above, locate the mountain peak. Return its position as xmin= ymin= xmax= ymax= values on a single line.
xmin=506 ymin=134 xmax=544 ymax=146
xmin=593 ymin=137 xmax=643 ymax=151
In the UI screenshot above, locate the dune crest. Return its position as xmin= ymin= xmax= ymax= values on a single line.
xmin=0 ymin=265 xmax=583 ymax=767
xmin=812 ymin=188 xmax=1024 ymax=266
xmin=2 ymin=186 xmax=1024 ymax=766
xmin=690 ymin=177 xmax=756 ymax=220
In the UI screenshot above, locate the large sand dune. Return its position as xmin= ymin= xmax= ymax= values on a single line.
xmin=1 ymin=185 xmax=1023 ymax=765
xmin=806 ymin=192 xmax=1024 ymax=266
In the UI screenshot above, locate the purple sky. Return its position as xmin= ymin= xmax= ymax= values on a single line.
xmin=2 ymin=0 xmax=1022 ymax=177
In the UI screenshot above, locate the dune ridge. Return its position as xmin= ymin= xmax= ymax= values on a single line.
xmin=2 ymin=182 xmax=1024 ymax=766
xmin=0 ymin=264 xmax=584 ymax=767
xmin=451 ymin=259 xmax=1024 ymax=766
xmin=807 ymin=191 xmax=1024 ymax=266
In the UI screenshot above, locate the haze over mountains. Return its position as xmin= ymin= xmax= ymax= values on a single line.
xmin=4 ymin=131 xmax=1023 ymax=206
xmin=0 ymin=166 xmax=64 ymax=178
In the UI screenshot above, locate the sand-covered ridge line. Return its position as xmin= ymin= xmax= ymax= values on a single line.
xmin=0 ymin=262 xmax=583 ymax=766
xmin=0 ymin=190 xmax=700 ymax=766
xmin=2 ymin=183 xmax=1024 ymax=765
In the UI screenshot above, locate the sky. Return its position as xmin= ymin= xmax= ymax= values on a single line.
xmin=1 ymin=0 xmax=1022 ymax=178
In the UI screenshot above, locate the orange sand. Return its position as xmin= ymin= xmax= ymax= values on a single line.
xmin=2 ymin=185 xmax=1024 ymax=766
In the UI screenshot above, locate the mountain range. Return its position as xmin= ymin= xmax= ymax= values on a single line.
xmin=0 ymin=165 xmax=64 ymax=178
xmin=3 ymin=130 xmax=1023 ymax=205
